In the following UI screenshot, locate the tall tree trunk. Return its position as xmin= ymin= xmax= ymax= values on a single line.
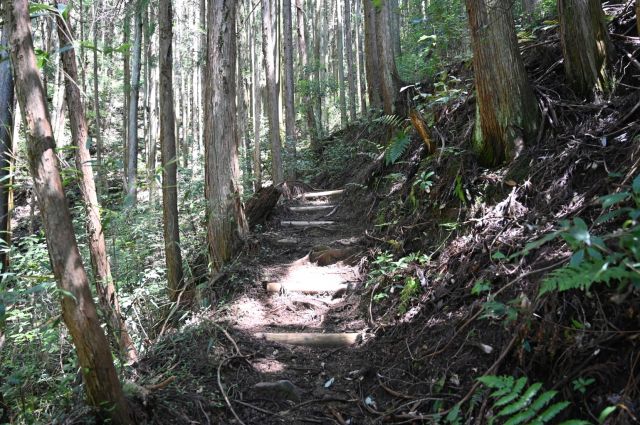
xmin=558 ymin=0 xmax=613 ymax=99
xmin=126 ymin=2 xmax=143 ymax=205
xmin=92 ymin=0 xmax=104 ymax=194
xmin=296 ymin=0 xmax=317 ymax=147
xmin=374 ymin=1 xmax=399 ymax=114
xmin=251 ymin=10 xmax=263 ymax=191
xmin=123 ymin=13 xmax=130 ymax=186
xmin=363 ymin=0 xmax=383 ymax=110
xmin=344 ymin=0 xmax=357 ymax=121
xmin=355 ymin=0 xmax=367 ymax=114
xmin=522 ymin=0 xmax=539 ymax=22
xmin=314 ymin=0 xmax=324 ymax=137
xmin=283 ymin=0 xmax=297 ymax=179
xmin=159 ymin=0 xmax=185 ymax=301
xmin=9 ymin=1 xmax=132 ymax=421
xmin=390 ymin=0 xmax=401 ymax=57
xmin=205 ymin=0 xmax=249 ymax=270
xmin=466 ymin=0 xmax=540 ymax=166
xmin=336 ymin=0 xmax=348 ymax=126
xmin=55 ymin=0 xmax=138 ymax=364
xmin=0 ymin=18 xmax=14 ymax=270
xmin=262 ymin=0 xmax=284 ymax=183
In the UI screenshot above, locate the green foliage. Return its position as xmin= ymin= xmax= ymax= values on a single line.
xmin=478 ymin=375 xmax=589 ymax=425
xmin=413 ymin=171 xmax=436 ymax=194
xmin=537 ymin=175 xmax=640 ymax=296
xmin=385 ymin=130 xmax=411 ymax=165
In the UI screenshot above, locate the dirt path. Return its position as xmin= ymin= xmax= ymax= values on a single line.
xmin=218 ymin=188 xmax=373 ymax=424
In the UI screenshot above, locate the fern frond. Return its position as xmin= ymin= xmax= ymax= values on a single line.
xmin=372 ymin=114 xmax=404 ymax=129
xmin=479 ymin=376 xmax=584 ymax=425
xmin=540 ymin=260 xmax=635 ymax=296
xmin=385 ymin=130 xmax=411 ymax=165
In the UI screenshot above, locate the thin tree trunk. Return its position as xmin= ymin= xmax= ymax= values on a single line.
xmin=205 ymin=0 xmax=249 ymax=270
xmin=159 ymin=0 xmax=185 ymax=301
xmin=355 ymin=0 xmax=367 ymax=114
xmin=93 ymin=0 xmax=104 ymax=194
xmin=262 ymin=0 xmax=283 ymax=184
xmin=0 ymin=18 xmax=15 ymax=270
xmin=558 ymin=0 xmax=613 ymax=98
xmin=336 ymin=0 xmax=347 ymax=126
xmin=296 ymin=0 xmax=317 ymax=147
xmin=9 ymin=1 xmax=132 ymax=421
xmin=283 ymin=0 xmax=297 ymax=179
xmin=251 ymin=11 xmax=263 ymax=191
xmin=126 ymin=2 xmax=143 ymax=205
xmin=123 ymin=13 xmax=130 ymax=186
xmin=55 ymin=0 xmax=138 ymax=364
xmin=466 ymin=0 xmax=540 ymax=166
xmin=344 ymin=0 xmax=357 ymax=121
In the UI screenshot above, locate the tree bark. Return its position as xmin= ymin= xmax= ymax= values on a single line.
xmin=374 ymin=1 xmax=399 ymax=114
xmin=336 ymin=0 xmax=348 ymax=126
xmin=558 ymin=0 xmax=613 ymax=98
xmin=251 ymin=9 xmax=263 ymax=191
xmin=9 ymin=0 xmax=132 ymax=421
xmin=344 ymin=0 xmax=357 ymax=121
xmin=126 ymin=2 xmax=143 ymax=205
xmin=205 ymin=0 xmax=249 ymax=271
xmin=363 ymin=0 xmax=383 ymax=110
xmin=262 ymin=0 xmax=284 ymax=184
xmin=159 ymin=0 xmax=185 ymax=301
xmin=283 ymin=0 xmax=297 ymax=180
xmin=92 ymin=0 xmax=104 ymax=194
xmin=54 ymin=0 xmax=138 ymax=364
xmin=466 ymin=0 xmax=540 ymax=166
xmin=0 ymin=18 xmax=14 ymax=270
xmin=355 ymin=0 xmax=367 ymax=114
xmin=296 ymin=0 xmax=317 ymax=147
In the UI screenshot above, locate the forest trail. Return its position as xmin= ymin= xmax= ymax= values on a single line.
xmin=217 ymin=188 xmax=373 ymax=424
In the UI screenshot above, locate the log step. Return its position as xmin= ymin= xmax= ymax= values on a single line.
xmin=298 ymin=189 xmax=344 ymax=199
xmin=254 ymin=332 xmax=361 ymax=348
xmin=264 ymin=281 xmax=350 ymax=294
xmin=289 ymin=205 xmax=336 ymax=212
xmin=281 ymin=220 xmax=335 ymax=227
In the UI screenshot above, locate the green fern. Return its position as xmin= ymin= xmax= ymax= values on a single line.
xmin=385 ymin=130 xmax=411 ymax=165
xmin=372 ymin=114 xmax=404 ymax=129
xmin=539 ymin=260 xmax=636 ymax=296
xmin=478 ymin=375 xmax=589 ymax=425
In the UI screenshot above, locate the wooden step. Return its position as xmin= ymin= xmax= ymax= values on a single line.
xmin=254 ymin=332 xmax=361 ymax=348
xmin=298 ymin=189 xmax=344 ymax=199
xmin=288 ymin=205 xmax=336 ymax=212
xmin=281 ymin=220 xmax=335 ymax=227
xmin=264 ymin=281 xmax=350 ymax=294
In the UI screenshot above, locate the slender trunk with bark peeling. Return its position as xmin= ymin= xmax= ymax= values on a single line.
xmin=283 ymin=0 xmax=297 ymax=180
xmin=558 ymin=0 xmax=613 ymax=98
xmin=205 ymin=0 xmax=249 ymax=270
xmin=159 ymin=0 xmax=185 ymax=301
xmin=127 ymin=2 xmax=143 ymax=205
xmin=262 ymin=0 xmax=284 ymax=184
xmin=54 ymin=0 xmax=138 ymax=364
xmin=9 ymin=1 xmax=132 ymax=421
xmin=466 ymin=0 xmax=540 ymax=166
xmin=0 ymin=19 xmax=14 ymax=270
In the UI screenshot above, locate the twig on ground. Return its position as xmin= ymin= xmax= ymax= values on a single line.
xmin=217 ymin=356 xmax=247 ymax=425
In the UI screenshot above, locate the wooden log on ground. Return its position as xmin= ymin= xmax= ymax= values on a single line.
xmin=281 ymin=220 xmax=335 ymax=227
xmin=254 ymin=332 xmax=361 ymax=348
xmin=288 ymin=204 xmax=336 ymax=212
xmin=297 ymin=189 xmax=344 ymax=199
xmin=264 ymin=281 xmax=349 ymax=294
xmin=245 ymin=185 xmax=281 ymax=229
